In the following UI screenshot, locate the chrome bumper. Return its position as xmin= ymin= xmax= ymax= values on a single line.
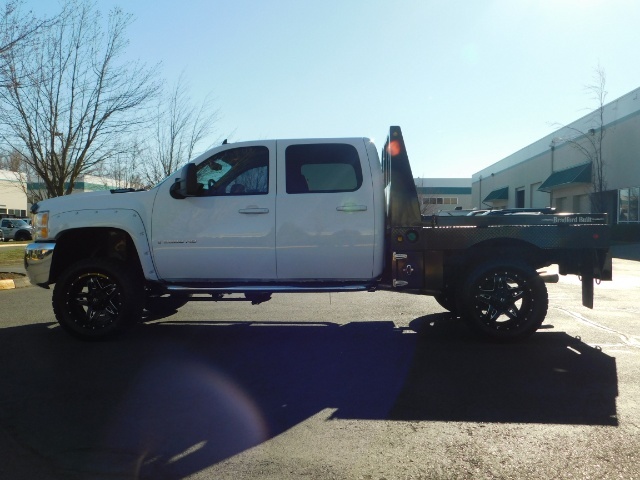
xmin=24 ymin=242 xmax=56 ymax=287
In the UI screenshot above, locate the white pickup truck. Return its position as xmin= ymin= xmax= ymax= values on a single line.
xmin=25 ymin=127 xmax=612 ymax=341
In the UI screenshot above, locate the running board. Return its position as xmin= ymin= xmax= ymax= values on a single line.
xmin=165 ymin=283 xmax=376 ymax=294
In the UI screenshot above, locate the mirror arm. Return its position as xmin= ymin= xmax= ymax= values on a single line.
xmin=170 ymin=179 xmax=185 ymax=199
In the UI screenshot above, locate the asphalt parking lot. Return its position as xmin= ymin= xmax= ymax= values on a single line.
xmin=0 ymin=243 xmax=638 ymax=479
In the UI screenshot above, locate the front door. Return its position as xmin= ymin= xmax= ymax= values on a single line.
xmin=151 ymin=142 xmax=277 ymax=281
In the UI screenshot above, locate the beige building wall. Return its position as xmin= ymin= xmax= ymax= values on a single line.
xmin=414 ymin=178 xmax=473 ymax=215
xmin=0 ymin=170 xmax=28 ymax=217
xmin=471 ymin=86 xmax=640 ymax=221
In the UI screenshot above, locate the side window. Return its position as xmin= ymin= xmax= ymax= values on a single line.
xmin=285 ymin=143 xmax=363 ymax=194
xmin=196 ymin=146 xmax=269 ymax=196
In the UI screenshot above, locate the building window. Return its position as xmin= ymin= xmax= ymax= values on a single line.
xmin=422 ymin=197 xmax=458 ymax=205
xmin=286 ymin=143 xmax=362 ymax=194
xmin=619 ymin=187 xmax=639 ymax=223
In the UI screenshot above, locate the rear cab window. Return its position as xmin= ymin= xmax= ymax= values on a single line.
xmin=285 ymin=143 xmax=363 ymax=194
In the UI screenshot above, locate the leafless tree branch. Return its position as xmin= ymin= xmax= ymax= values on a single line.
xmin=0 ymin=0 xmax=160 ymax=198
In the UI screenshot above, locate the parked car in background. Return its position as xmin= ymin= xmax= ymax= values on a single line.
xmin=0 ymin=218 xmax=33 ymax=241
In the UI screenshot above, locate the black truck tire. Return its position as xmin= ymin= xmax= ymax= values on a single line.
xmin=434 ymin=291 xmax=458 ymax=315
xmin=457 ymin=260 xmax=548 ymax=342
xmin=14 ymin=230 xmax=31 ymax=241
xmin=52 ymin=258 xmax=144 ymax=340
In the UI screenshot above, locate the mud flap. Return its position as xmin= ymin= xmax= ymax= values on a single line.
xmin=582 ymin=272 xmax=594 ymax=309
xmin=581 ymin=252 xmax=595 ymax=309
xmin=581 ymin=249 xmax=612 ymax=309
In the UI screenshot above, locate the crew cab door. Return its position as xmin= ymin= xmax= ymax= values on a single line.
xmin=275 ymin=140 xmax=376 ymax=280
xmin=151 ymin=142 xmax=276 ymax=281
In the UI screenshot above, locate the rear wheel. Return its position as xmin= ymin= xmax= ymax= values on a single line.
xmin=52 ymin=258 xmax=144 ymax=340
xmin=458 ymin=260 xmax=548 ymax=341
xmin=434 ymin=290 xmax=458 ymax=315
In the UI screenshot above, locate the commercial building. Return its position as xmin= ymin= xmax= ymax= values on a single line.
xmin=0 ymin=170 xmax=27 ymax=218
xmin=414 ymin=177 xmax=473 ymax=215
xmin=0 ymin=173 xmax=118 ymax=216
xmin=471 ymin=86 xmax=640 ymax=224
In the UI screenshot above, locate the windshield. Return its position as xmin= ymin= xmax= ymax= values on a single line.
xmin=11 ymin=219 xmax=27 ymax=227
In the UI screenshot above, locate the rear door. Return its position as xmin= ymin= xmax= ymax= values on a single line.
xmin=275 ymin=139 xmax=376 ymax=280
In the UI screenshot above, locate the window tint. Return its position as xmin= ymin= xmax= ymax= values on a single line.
xmin=196 ymin=146 xmax=269 ymax=196
xmin=285 ymin=143 xmax=362 ymax=194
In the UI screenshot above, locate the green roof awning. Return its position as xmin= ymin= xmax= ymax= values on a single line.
xmin=538 ymin=162 xmax=591 ymax=192
xmin=416 ymin=186 xmax=472 ymax=195
xmin=483 ymin=186 xmax=509 ymax=202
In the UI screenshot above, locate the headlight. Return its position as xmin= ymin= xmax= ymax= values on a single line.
xmin=34 ymin=211 xmax=49 ymax=240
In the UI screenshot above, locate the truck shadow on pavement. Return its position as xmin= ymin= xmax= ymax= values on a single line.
xmin=0 ymin=314 xmax=618 ymax=478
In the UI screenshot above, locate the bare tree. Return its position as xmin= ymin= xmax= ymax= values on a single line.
xmin=556 ymin=66 xmax=608 ymax=213
xmin=0 ymin=0 xmax=160 ymax=199
xmin=93 ymin=139 xmax=145 ymax=190
xmin=0 ymin=147 xmax=21 ymax=170
xmin=140 ymin=73 xmax=219 ymax=186
xmin=0 ymin=1 xmax=51 ymax=59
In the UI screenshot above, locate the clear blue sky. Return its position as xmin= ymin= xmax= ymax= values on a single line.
xmin=24 ymin=0 xmax=640 ymax=178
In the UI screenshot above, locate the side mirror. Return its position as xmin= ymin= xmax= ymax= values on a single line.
xmin=170 ymin=163 xmax=199 ymax=199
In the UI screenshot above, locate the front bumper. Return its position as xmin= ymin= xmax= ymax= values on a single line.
xmin=24 ymin=242 xmax=56 ymax=287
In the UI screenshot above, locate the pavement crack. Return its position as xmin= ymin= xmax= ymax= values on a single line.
xmin=551 ymin=305 xmax=640 ymax=349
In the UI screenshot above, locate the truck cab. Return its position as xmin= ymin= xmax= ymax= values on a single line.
xmin=152 ymin=138 xmax=385 ymax=284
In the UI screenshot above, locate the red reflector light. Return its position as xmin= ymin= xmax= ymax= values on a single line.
xmin=387 ymin=140 xmax=401 ymax=156
xmin=593 ymin=234 xmax=599 ymax=239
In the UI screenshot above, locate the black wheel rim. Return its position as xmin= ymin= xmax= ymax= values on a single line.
xmin=471 ymin=269 xmax=533 ymax=332
xmin=65 ymin=272 xmax=123 ymax=331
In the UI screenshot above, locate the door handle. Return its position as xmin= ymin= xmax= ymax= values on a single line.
xmin=239 ymin=207 xmax=269 ymax=214
xmin=336 ymin=205 xmax=367 ymax=212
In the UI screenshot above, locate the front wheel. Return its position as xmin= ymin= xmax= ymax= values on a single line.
xmin=52 ymin=258 xmax=144 ymax=340
xmin=457 ymin=260 xmax=548 ymax=342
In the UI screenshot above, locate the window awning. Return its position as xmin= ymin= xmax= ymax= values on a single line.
xmin=483 ymin=186 xmax=509 ymax=202
xmin=538 ymin=162 xmax=592 ymax=192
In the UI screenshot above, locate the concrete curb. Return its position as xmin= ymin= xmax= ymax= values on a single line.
xmin=0 ymin=274 xmax=30 ymax=290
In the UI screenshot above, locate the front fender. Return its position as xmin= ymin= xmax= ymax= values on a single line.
xmin=50 ymin=208 xmax=158 ymax=281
